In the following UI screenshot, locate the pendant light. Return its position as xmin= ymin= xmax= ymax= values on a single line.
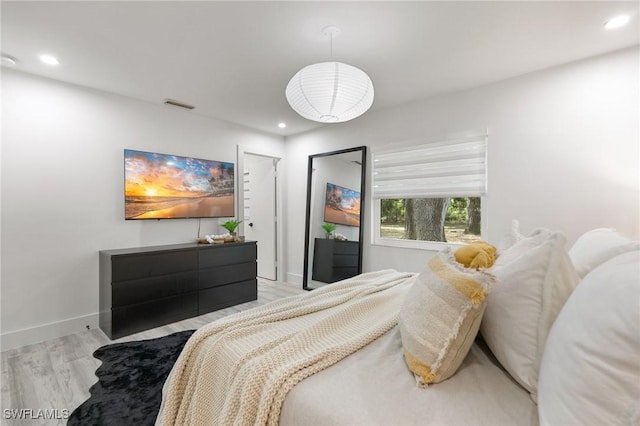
xmin=286 ymin=26 xmax=374 ymax=123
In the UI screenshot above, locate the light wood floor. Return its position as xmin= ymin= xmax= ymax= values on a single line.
xmin=0 ymin=280 xmax=304 ymax=426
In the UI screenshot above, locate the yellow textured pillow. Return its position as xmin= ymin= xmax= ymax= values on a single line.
xmin=454 ymin=240 xmax=497 ymax=270
xmin=398 ymin=248 xmax=496 ymax=386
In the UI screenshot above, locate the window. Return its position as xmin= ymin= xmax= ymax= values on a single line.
xmin=380 ymin=197 xmax=482 ymax=244
xmin=373 ymin=134 xmax=487 ymax=249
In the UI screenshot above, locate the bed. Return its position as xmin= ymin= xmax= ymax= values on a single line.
xmin=156 ymin=226 xmax=639 ymax=426
xmin=280 ymin=329 xmax=537 ymax=426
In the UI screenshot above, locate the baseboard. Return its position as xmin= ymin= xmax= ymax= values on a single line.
xmin=286 ymin=272 xmax=303 ymax=286
xmin=0 ymin=312 xmax=100 ymax=352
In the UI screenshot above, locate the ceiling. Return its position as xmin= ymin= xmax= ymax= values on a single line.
xmin=2 ymin=1 xmax=638 ymax=136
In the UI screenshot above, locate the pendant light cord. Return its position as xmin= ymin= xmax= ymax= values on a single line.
xmin=323 ymin=25 xmax=339 ymax=60
xmin=330 ymin=32 xmax=333 ymax=59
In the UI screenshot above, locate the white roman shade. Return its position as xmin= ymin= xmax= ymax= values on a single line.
xmin=372 ymin=135 xmax=488 ymax=199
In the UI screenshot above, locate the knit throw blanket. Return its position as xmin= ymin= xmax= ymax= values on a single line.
xmin=156 ymin=269 xmax=416 ymax=426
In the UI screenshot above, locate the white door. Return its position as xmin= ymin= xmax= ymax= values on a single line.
xmin=244 ymin=154 xmax=277 ymax=280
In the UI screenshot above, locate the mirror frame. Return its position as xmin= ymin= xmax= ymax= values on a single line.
xmin=302 ymin=146 xmax=367 ymax=290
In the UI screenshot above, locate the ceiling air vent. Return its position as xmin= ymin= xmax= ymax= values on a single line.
xmin=163 ymin=98 xmax=195 ymax=110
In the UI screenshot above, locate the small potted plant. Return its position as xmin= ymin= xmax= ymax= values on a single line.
xmin=221 ymin=219 xmax=242 ymax=237
xmin=322 ymin=222 xmax=336 ymax=239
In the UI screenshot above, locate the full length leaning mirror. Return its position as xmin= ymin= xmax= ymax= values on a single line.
xmin=303 ymin=146 xmax=367 ymax=290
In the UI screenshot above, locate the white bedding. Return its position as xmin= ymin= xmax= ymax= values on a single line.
xmin=158 ymin=270 xmax=416 ymax=425
xmin=281 ymin=326 xmax=538 ymax=426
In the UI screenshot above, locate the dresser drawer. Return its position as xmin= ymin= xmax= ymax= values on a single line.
xmin=111 ymin=249 xmax=197 ymax=282
xmin=199 ymin=279 xmax=257 ymax=314
xmin=112 ymin=271 xmax=198 ymax=307
xmin=198 ymin=261 xmax=257 ymax=289
xmin=332 ymin=241 xmax=359 ymax=255
xmin=333 ymin=254 xmax=359 ymax=268
xmin=332 ymin=267 xmax=359 ymax=282
xmin=198 ymin=243 xmax=257 ymax=268
xmin=111 ymin=291 xmax=198 ymax=339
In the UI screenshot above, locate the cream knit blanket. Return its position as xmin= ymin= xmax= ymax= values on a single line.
xmin=156 ymin=269 xmax=416 ymax=426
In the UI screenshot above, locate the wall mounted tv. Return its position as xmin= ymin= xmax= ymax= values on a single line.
xmin=324 ymin=182 xmax=361 ymax=227
xmin=124 ymin=149 xmax=234 ymax=220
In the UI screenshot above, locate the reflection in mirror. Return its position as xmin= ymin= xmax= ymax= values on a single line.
xmin=303 ymin=146 xmax=366 ymax=290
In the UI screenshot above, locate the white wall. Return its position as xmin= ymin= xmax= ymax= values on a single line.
xmin=284 ymin=47 xmax=639 ymax=278
xmin=2 ymin=46 xmax=638 ymax=349
xmin=1 ymin=69 xmax=284 ymax=349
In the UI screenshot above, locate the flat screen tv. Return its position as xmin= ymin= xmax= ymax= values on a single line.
xmin=124 ymin=149 xmax=234 ymax=220
xmin=323 ymin=182 xmax=361 ymax=227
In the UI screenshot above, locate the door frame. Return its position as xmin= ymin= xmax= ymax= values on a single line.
xmin=237 ymin=145 xmax=282 ymax=281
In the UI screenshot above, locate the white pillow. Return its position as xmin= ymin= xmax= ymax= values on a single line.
xmin=568 ymin=228 xmax=639 ymax=278
xmin=481 ymin=229 xmax=579 ymax=401
xmin=538 ymin=251 xmax=640 ymax=425
xmin=494 ymin=227 xmax=550 ymax=267
xmin=496 ymin=219 xmax=525 ymax=252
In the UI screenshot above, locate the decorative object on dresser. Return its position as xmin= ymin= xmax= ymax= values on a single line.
xmin=99 ymin=241 xmax=257 ymax=339
xmin=197 ymin=233 xmax=235 ymax=244
xmin=312 ymin=238 xmax=359 ymax=283
xmin=221 ymin=219 xmax=243 ymax=236
xmin=321 ymin=222 xmax=336 ymax=239
xmin=198 ymin=219 xmax=244 ymax=244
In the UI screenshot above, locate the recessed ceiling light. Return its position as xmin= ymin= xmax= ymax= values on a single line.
xmin=1 ymin=54 xmax=17 ymax=66
xmin=278 ymin=122 xmax=287 ymax=129
xmin=39 ymin=54 xmax=60 ymax=65
xmin=604 ymin=15 xmax=630 ymax=29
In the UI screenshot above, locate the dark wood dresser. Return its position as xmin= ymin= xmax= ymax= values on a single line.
xmin=99 ymin=241 xmax=257 ymax=339
xmin=312 ymin=238 xmax=359 ymax=283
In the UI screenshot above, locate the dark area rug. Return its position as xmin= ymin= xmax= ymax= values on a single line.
xmin=68 ymin=330 xmax=195 ymax=426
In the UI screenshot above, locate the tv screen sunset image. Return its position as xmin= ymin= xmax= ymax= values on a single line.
xmin=324 ymin=182 xmax=361 ymax=227
xmin=124 ymin=149 xmax=234 ymax=219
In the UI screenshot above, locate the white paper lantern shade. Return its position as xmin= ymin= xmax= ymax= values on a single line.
xmin=286 ymin=61 xmax=374 ymax=123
